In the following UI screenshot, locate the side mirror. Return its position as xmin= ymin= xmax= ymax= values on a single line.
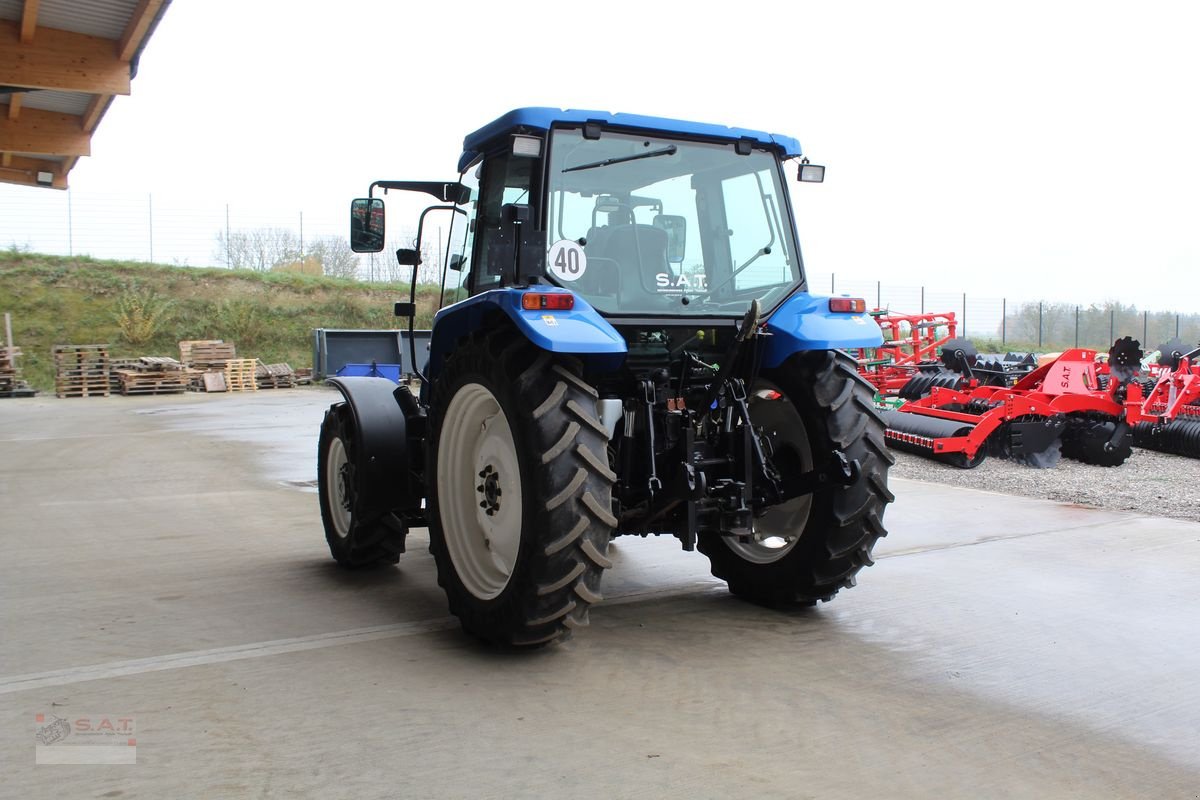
xmin=654 ymin=214 xmax=687 ymax=263
xmin=350 ymin=198 xmax=385 ymax=252
xmin=449 ymin=253 xmax=467 ymax=272
xmin=395 ymin=248 xmax=421 ymax=266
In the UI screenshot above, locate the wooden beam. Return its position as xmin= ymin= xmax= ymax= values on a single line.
xmin=119 ymin=0 xmax=165 ymax=61
xmin=81 ymin=94 xmax=113 ymax=132
xmin=20 ymin=0 xmax=40 ymax=44
xmin=0 ymin=154 xmax=68 ymax=189
xmin=7 ymin=93 xmax=20 ymax=120
xmin=0 ymin=103 xmax=91 ymax=156
xmin=0 ymin=21 xmax=131 ymax=95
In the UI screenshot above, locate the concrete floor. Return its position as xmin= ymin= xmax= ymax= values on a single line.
xmin=2 ymin=388 xmax=1199 ymax=799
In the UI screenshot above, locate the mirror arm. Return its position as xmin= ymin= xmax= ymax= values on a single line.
xmin=369 ymin=181 xmax=470 ymax=204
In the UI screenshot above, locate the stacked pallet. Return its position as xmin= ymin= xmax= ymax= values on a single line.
xmin=224 ymin=358 xmax=258 ymax=392
xmin=113 ymin=357 xmax=191 ymax=395
xmin=54 ymin=345 xmax=111 ymax=398
xmin=0 ymin=345 xmax=34 ymax=397
xmin=256 ymin=362 xmax=297 ymax=389
xmin=180 ymin=339 xmax=238 ymax=391
xmin=179 ymin=339 xmax=233 ymax=368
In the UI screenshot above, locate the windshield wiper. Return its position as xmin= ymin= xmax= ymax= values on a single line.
xmin=562 ymin=145 xmax=677 ymax=173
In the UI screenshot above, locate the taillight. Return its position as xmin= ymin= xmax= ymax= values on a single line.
xmin=829 ymin=297 xmax=866 ymax=313
xmin=521 ymin=292 xmax=575 ymax=311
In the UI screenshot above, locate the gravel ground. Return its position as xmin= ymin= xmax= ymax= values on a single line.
xmin=888 ymin=447 xmax=1200 ymax=524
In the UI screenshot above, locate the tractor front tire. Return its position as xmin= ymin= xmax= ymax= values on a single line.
xmin=698 ymin=350 xmax=893 ymax=606
xmin=318 ymin=405 xmax=404 ymax=567
xmin=427 ymin=333 xmax=615 ymax=647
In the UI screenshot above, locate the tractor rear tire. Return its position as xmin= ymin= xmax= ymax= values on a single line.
xmin=427 ymin=333 xmax=615 ymax=647
xmin=697 ymin=350 xmax=894 ymax=606
xmin=318 ymin=405 xmax=404 ymax=567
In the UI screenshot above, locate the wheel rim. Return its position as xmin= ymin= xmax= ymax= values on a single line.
xmin=325 ymin=435 xmax=352 ymax=539
xmin=725 ymin=381 xmax=814 ymax=565
xmin=437 ymin=382 xmax=523 ymax=600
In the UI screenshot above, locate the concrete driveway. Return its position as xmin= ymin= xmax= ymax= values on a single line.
xmin=2 ymin=389 xmax=1198 ymax=798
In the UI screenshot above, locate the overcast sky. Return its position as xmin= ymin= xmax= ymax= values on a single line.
xmin=6 ymin=0 xmax=1200 ymax=312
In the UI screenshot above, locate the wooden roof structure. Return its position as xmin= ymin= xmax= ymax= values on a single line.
xmin=0 ymin=0 xmax=170 ymax=189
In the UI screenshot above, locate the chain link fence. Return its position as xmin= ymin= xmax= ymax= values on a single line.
xmin=3 ymin=188 xmax=1197 ymax=354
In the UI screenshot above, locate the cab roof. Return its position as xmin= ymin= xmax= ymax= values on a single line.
xmin=458 ymin=107 xmax=803 ymax=173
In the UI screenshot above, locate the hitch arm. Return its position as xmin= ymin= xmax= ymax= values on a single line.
xmin=778 ymin=450 xmax=860 ymax=501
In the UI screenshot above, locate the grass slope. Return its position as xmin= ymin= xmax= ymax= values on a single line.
xmin=0 ymin=251 xmax=438 ymax=391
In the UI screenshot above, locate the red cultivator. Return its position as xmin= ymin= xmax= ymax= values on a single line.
xmin=857 ymin=310 xmax=1036 ymax=398
xmin=857 ymin=310 xmax=959 ymax=395
xmin=1130 ymin=341 xmax=1200 ymax=458
xmin=880 ymin=338 xmax=1145 ymax=469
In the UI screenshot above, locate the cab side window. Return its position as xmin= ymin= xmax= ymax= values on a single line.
xmin=470 ymin=150 xmax=537 ymax=294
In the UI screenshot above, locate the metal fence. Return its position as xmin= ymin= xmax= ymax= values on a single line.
xmin=3 ymin=188 xmax=1197 ymax=354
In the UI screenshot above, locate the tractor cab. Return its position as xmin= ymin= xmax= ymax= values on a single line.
xmin=351 ymin=108 xmax=824 ymax=324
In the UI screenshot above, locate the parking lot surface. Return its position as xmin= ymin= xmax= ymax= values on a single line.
xmin=2 ymin=389 xmax=1198 ymax=798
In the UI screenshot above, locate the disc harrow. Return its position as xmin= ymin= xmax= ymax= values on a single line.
xmin=1128 ymin=342 xmax=1200 ymax=459
xmin=881 ymin=339 xmax=1147 ymax=469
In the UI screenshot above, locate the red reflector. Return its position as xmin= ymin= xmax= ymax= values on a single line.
xmin=829 ymin=297 xmax=866 ymax=313
xmin=521 ymin=292 xmax=575 ymax=311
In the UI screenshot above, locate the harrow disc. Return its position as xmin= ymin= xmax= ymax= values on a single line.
xmin=1156 ymin=337 xmax=1188 ymax=371
xmin=878 ymin=408 xmax=985 ymax=468
xmin=1000 ymin=415 xmax=1067 ymax=469
xmin=1107 ymin=336 xmax=1143 ymax=384
xmin=1133 ymin=419 xmax=1200 ymax=459
xmin=940 ymin=338 xmax=978 ymax=374
xmin=1061 ymin=417 xmax=1132 ymax=467
xmin=897 ymin=370 xmax=968 ymax=400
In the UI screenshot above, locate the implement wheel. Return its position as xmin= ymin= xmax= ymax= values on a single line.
xmin=427 ymin=332 xmax=615 ymax=647
xmin=697 ymin=350 xmax=894 ymax=606
xmin=317 ymin=405 xmax=404 ymax=567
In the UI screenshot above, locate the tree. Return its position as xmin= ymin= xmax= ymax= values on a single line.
xmin=307 ymin=236 xmax=359 ymax=279
xmin=214 ymin=228 xmax=301 ymax=271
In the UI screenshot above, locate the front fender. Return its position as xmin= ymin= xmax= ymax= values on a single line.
xmin=761 ymin=292 xmax=882 ymax=368
xmin=427 ymin=288 xmax=627 ymax=379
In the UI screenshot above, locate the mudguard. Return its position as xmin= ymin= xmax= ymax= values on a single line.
xmin=326 ymin=376 xmax=419 ymax=517
xmin=761 ymin=292 xmax=883 ymax=367
xmin=427 ymin=288 xmax=627 ymax=379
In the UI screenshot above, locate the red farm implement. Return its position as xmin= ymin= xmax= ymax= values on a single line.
xmin=857 ymin=310 xmax=1035 ymax=398
xmin=857 ymin=310 xmax=958 ymax=395
xmin=1130 ymin=341 xmax=1200 ymax=458
xmin=879 ymin=337 xmax=1145 ymax=469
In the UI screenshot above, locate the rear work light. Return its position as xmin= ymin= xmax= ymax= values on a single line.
xmin=521 ymin=292 xmax=575 ymax=311
xmin=829 ymin=297 xmax=866 ymax=313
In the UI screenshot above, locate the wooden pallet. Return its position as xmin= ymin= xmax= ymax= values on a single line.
xmin=224 ymin=358 xmax=258 ymax=392
xmin=54 ymin=345 xmax=111 ymax=398
xmin=114 ymin=370 xmax=190 ymax=395
xmin=179 ymin=339 xmax=225 ymax=365
xmin=182 ymin=340 xmax=237 ymax=370
xmin=255 ymin=362 xmax=296 ymax=389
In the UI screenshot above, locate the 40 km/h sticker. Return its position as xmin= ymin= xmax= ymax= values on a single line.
xmin=548 ymin=240 xmax=587 ymax=282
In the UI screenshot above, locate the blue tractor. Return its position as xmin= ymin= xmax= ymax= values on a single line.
xmin=319 ymin=108 xmax=893 ymax=646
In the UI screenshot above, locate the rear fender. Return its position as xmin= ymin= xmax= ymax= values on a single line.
xmin=762 ymin=292 xmax=883 ymax=368
xmin=427 ymin=288 xmax=627 ymax=380
xmin=326 ymin=376 xmax=419 ymax=516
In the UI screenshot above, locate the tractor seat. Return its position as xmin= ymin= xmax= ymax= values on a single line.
xmin=586 ymin=223 xmax=669 ymax=307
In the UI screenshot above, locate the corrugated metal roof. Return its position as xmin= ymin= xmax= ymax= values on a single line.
xmin=17 ymin=89 xmax=90 ymax=116
xmin=0 ymin=0 xmax=143 ymax=40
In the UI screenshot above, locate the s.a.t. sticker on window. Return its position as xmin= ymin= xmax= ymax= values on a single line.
xmin=548 ymin=240 xmax=587 ymax=282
